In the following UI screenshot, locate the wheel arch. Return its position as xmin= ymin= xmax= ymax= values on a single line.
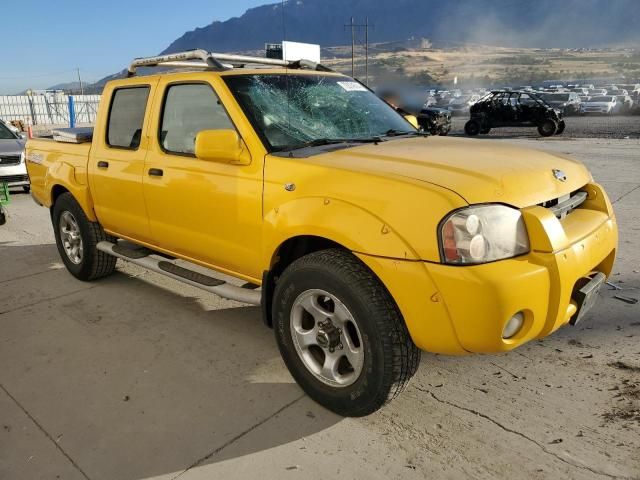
xmin=261 ymin=235 xmax=348 ymax=328
xmin=48 ymin=179 xmax=97 ymax=222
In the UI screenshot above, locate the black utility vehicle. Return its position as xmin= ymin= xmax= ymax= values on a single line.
xmin=464 ymin=90 xmax=565 ymax=137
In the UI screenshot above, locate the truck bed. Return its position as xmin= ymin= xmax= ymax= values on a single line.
xmin=25 ymin=138 xmax=92 ymax=208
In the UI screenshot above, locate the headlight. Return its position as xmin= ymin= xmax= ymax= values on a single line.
xmin=20 ymin=150 xmax=26 ymax=164
xmin=439 ymin=204 xmax=530 ymax=264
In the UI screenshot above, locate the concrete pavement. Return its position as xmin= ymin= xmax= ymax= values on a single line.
xmin=1 ymin=138 xmax=639 ymax=480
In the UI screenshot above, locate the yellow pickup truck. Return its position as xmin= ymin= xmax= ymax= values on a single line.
xmin=26 ymin=50 xmax=617 ymax=416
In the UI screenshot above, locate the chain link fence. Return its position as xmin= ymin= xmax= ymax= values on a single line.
xmin=0 ymin=93 xmax=101 ymax=126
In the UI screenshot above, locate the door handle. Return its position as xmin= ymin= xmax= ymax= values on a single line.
xmin=97 ymin=161 xmax=109 ymax=169
xmin=148 ymin=168 xmax=164 ymax=177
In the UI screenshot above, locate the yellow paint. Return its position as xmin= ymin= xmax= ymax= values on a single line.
xmin=26 ymin=69 xmax=618 ymax=354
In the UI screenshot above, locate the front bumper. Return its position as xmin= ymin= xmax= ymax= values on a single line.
xmin=358 ymin=183 xmax=617 ymax=355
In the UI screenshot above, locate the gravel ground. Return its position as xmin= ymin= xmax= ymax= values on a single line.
xmin=0 ymin=138 xmax=639 ymax=480
xmin=450 ymin=115 xmax=640 ymax=139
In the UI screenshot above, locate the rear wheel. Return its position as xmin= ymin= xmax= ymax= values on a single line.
xmin=464 ymin=120 xmax=481 ymax=136
xmin=273 ymin=249 xmax=420 ymax=417
xmin=537 ymin=119 xmax=557 ymax=137
xmin=556 ymin=120 xmax=566 ymax=135
xmin=52 ymin=193 xmax=117 ymax=281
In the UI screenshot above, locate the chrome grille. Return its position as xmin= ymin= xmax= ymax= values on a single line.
xmin=539 ymin=190 xmax=587 ymax=219
xmin=0 ymin=155 xmax=21 ymax=166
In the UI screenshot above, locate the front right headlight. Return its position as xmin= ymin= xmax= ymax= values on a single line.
xmin=439 ymin=204 xmax=530 ymax=265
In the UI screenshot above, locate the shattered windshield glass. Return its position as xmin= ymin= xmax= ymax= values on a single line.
xmin=224 ymin=74 xmax=416 ymax=151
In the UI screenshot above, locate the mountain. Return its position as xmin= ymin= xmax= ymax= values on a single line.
xmin=162 ymin=0 xmax=640 ymax=54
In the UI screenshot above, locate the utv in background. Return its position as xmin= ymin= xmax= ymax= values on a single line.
xmin=464 ymin=90 xmax=565 ymax=137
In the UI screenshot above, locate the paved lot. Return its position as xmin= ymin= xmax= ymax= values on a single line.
xmin=1 ymin=137 xmax=639 ymax=480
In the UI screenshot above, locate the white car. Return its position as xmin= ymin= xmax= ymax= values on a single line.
xmin=580 ymin=96 xmax=617 ymax=115
xmin=0 ymin=121 xmax=29 ymax=191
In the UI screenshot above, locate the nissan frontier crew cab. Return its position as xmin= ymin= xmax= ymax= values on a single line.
xmin=25 ymin=50 xmax=618 ymax=417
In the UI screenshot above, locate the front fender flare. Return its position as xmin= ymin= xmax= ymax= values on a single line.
xmin=262 ymin=196 xmax=419 ymax=269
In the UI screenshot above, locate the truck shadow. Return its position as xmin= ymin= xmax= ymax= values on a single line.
xmin=0 ymin=243 xmax=341 ymax=480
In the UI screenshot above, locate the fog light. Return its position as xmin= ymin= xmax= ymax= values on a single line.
xmin=502 ymin=312 xmax=524 ymax=339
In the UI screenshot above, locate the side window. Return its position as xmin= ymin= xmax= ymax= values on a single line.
xmin=519 ymin=93 xmax=535 ymax=107
xmin=160 ymin=83 xmax=234 ymax=155
xmin=107 ymin=87 xmax=150 ymax=149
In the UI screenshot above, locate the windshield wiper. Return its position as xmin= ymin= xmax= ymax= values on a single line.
xmin=279 ymin=136 xmax=384 ymax=152
xmin=384 ymin=129 xmax=429 ymax=137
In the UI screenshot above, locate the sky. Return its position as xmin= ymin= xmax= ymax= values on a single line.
xmin=0 ymin=0 xmax=268 ymax=94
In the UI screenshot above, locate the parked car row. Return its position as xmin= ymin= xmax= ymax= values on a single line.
xmin=421 ymin=82 xmax=640 ymax=116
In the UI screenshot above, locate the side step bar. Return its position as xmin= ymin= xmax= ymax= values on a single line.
xmin=96 ymin=241 xmax=261 ymax=306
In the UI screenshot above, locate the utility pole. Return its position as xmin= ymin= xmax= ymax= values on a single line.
xmin=365 ymin=17 xmax=369 ymax=86
xmin=349 ymin=17 xmax=355 ymax=77
xmin=344 ymin=17 xmax=372 ymax=84
xmin=76 ymin=68 xmax=84 ymax=96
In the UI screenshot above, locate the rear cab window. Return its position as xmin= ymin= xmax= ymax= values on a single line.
xmin=159 ymin=83 xmax=234 ymax=156
xmin=106 ymin=87 xmax=150 ymax=149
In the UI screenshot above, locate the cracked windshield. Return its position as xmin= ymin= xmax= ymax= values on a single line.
xmin=224 ymin=74 xmax=415 ymax=151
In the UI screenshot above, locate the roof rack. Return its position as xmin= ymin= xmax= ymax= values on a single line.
xmin=127 ymin=49 xmax=332 ymax=77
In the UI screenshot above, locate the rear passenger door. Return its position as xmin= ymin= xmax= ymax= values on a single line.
xmin=89 ymin=83 xmax=155 ymax=242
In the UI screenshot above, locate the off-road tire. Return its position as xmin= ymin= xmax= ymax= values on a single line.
xmin=537 ymin=119 xmax=557 ymax=137
xmin=273 ymin=248 xmax=421 ymax=417
xmin=464 ymin=120 xmax=481 ymax=136
xmin=556 ymin=120 xmax=566 ymax=135
xmin=52 ymin=193 xmax=117 ymax=281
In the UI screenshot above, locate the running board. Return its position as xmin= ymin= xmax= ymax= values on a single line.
xmin=96 ymin=241 xmax=261 ymax=305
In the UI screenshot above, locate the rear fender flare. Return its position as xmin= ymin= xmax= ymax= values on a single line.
xmin=47 ymin=162 xmax=97 ymax=222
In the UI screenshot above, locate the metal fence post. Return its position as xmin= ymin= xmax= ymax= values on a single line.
xmin=68 ymin=95 xmax=76 ymax=128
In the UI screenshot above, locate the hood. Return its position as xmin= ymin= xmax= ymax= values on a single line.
xmin=308 ymin=136 xmax=591 ymax=207
xmin=584 ymin=102 xmax=613 ymax=107
xmin=0 ymin=138 xmax=25 ymax=156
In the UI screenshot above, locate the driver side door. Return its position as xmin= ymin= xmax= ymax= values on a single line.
xmin=142 ymin=79 xmax=264 ymax=281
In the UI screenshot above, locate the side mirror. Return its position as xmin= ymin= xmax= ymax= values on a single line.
xmin=194 ymin=129 xmax=251 ymax=165
xmin=18 ymin=133 xmax=27 ymax=140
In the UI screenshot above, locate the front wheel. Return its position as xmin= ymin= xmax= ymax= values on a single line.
xmin=52 ymin=193 xmax=117 ymax=281
xmin=273 ymin=249 xmax=420 ymax=417
xmin=537 ymin=119 xmax=557 ymax=137
xmin=556 ymin=120 xmax=566 ymax=135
